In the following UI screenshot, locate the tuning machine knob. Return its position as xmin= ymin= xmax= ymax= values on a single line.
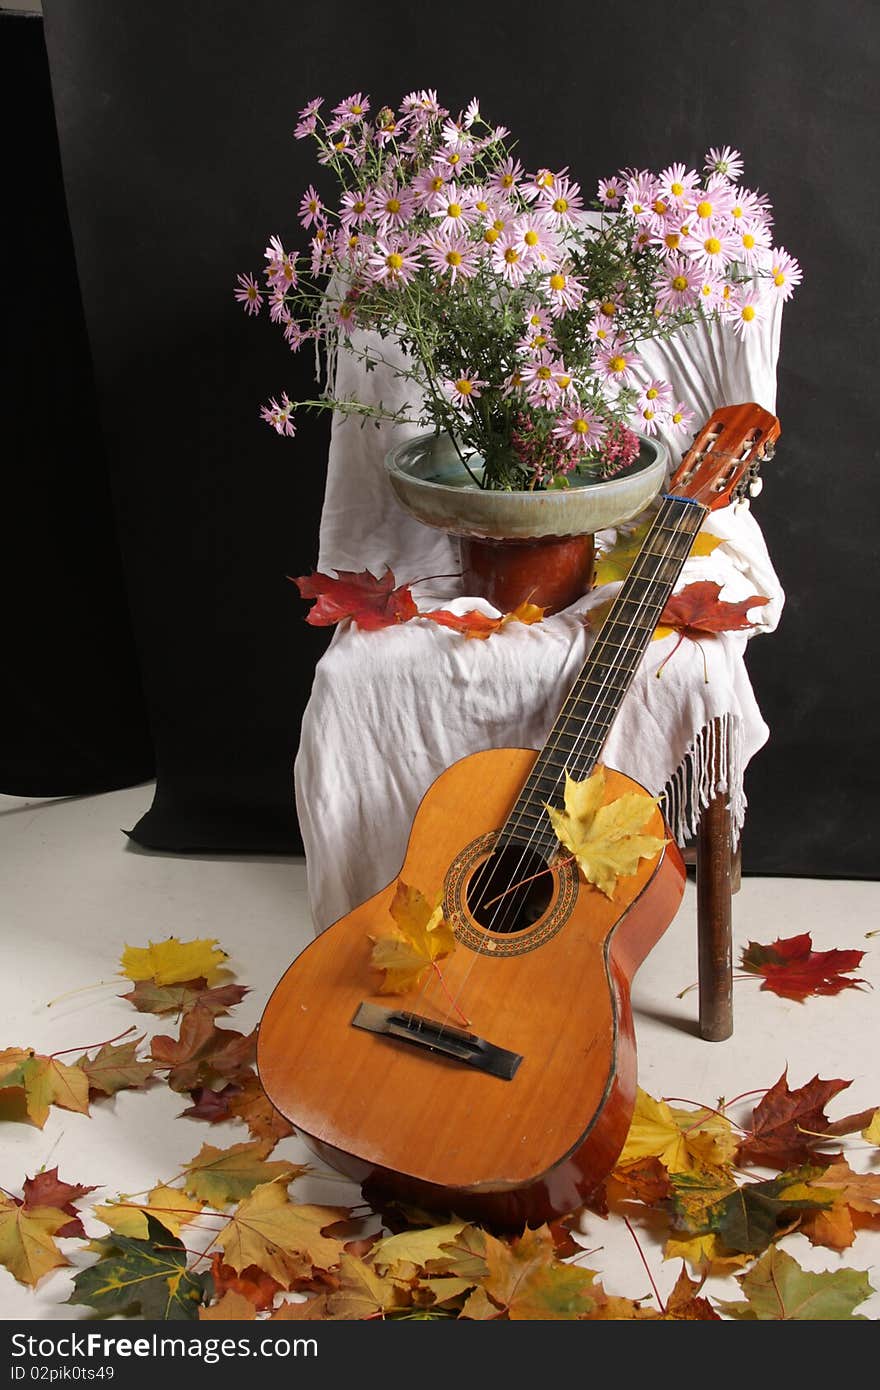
xmin=749 ymin=475 xmax=764 ymax=498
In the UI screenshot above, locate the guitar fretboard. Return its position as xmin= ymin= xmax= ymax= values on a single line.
xmin=501 ymin=494 xmax=708 ymax=856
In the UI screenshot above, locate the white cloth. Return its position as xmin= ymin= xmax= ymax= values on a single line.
xmin=296 ymin=307 xmax=785 ymax=934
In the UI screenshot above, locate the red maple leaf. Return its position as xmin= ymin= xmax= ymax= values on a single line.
xmin=290 ymin=567 xmax=418 ymax=630
xmin=19 ymin=1167 xmax=98 ymax=1238
xmin=210 ymin=1254 xmax=284 ymax=1312
xmin=178 ymin=1082 xmax=243 ymax=1123
xmin=424 ymin=608 xmax=504 ymax=639
xmin=150 ymin=1004 xmax=256 ymax=1093
xmin=736 ymin=1070 xmax=853 ymax=1169
xmin=659 ymin=581 xmax=770 ymax=635
xmin=740 ymin=933 xmax=867 ymax=1002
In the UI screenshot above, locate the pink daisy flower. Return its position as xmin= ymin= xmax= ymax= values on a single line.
xmin=732 ymin=218 xmax=771 ymax=267
xmin=463 ymin=98 xmax=480 ymax=128
xmin=670 ymin=401 xmax=697 ymax=432
xmin=309 ymin=223 xmax=331 ymax=275
xmin=430 ymin=183 xmax=477 ymax=234
xmin=424 ymin=231 xmax=479 ymax=284
xmin=519 ymin=352 xmax=577 ymax=407
xmin=623 ymin=172 xmax=657 ymax=220
xmin=728 ymin=286 xmax=767 ymax=337
xmin=696 ymin=274 xmax=725 ymax=311
xmin=597 ymin=175 xmax=624 ymax=209
xmin=527 ymin=167 xmax=561 ymax=201
xmin=317 ymin=130 xmax=351 ymax=164
xmin=260 ymin=393 xmax=296 ymax=437
xmin=597 ymin=340 xmax=641 ymax=389
xmin=687 ymin=226 xmax=741 ymax=274
xmin=552 ymin=404 xmax=607 ymax=452
xmin=538 ymin=174 xmax=585 ymax=228
xmin=268 ymin=289 xmax=290 ymax=324
xmin=298 ymin=185 xmax=324 ymax=230
xmin=490 ymin=156 xmax=529 ymax=199
xmin=545 ymin=267 xmax=585 ymax=316
xmin=438 ymin=142 xmax=475 ymax=175
xmin=491 ymin=234 xmax=530 ymax=286
xmin=512 ymin=213 xmax=562 ymax=267
xmin=442 ymin=373 xmax=488 ymax=408
xmin=658 ymin=162 xmax=700 ymax=209
xmin=691 ymin=175 xmax=736 ymax=230
xmin=333 ymin=299 xmax=358 ymax=335
xmin=468 ymin=185 xmax=501 ymax=223
xmin=401 ymin=88 xmax=442 ymax=117
xmin=729 ymin=185 xmax=773 ymax=224
xmin=704 ymin=145 xmax=745 ymax=182
xmin=766 ymin=246 xmax=803 ymax=301
xmin=339 ymin=188 xmax=371 ymax=228
xmin=366 ymin=236 xmax=422 ymax=286
xmin=412 ymin=163 xmax=452 ymax=204
xmin=588 ymin=313 xmax=615 ymax=345
xmin=294 ymin=97 xmax=323 ymax=139
xmin=650 ymin=215 xmax=695 ymax=258
xmin=634 ymin=401 xmax=667 ymax=436
xmin=233 ymin=272 xmax=263 ymax=316
xmin=636 ymin=378 xmax=674 ymax=414
xmin=264 ymin=236 xmax=297 ymax=291
xmin=284 ymin=319 xmax=308 ymax=351
xmin=371 ymin=181 xmax=415 ymax=232
xmin=331 ymin=92 xmax=370 ymax=125
xmin=655 ymin=256 xmax=701 ymax=312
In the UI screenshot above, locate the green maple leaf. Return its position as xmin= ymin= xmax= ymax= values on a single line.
xmin=68 ymin=1216 xmax=211 ymax=1320
xmin=706 ymin=1174 xmax=831 ymax=1255
xmin=182 ymin=1140 xmax=303 ymax=1207
xmin=717 ymin=1246 xmax=874 ymax=1319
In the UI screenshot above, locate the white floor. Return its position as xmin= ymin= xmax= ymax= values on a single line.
xmin=1 ymin=783 xmax=878 ymax=1321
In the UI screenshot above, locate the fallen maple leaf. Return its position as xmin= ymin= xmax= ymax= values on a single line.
xmin=459 ymin=1224 xmax=597 ymax=1320
xmin=291 ymin=567 xmax=418 ymax=630
xmin=199 ymin=1289 xmax=257 ymax=1321
xmin=740 ymin=933 xmax=867 ymax=1001
xmin=544 ymin=766 xmax=667 ymax=899
xmin=94 ymin=1186 xmax=205 ymax=1240
xmin=67 ymin=1214 xmax=211 ymax=1320
xmin=121 ymin=976 xmax=249 ymax=1017
xmin=863 ymin=1110 xmax=880 ymax=1145
xmin=322 ymin=1251 xmax=409 ymax=1319
xmin=736 ymin=1070 xmax=853 ymax=1169
xmin=215 ymin=1181 xmax=346 ymax=1287
xmin=75 ymin=1038 xmax=158 ymax=1097
xmin=716 ymin=1245 xmax=874 ymax=1319
xmin=595 ymin=522 xmax=724 ymax=586
xmin=120 ymin=937 xmax=228 ymax=987
xmin=0 ymin=1048 xmax=90 ymax=1128
xmin=225 ymin=1071 xmax=296 ymax=1146
xmin=617 ymin=1088 xmax=738 ymax=1174
xmin=653 ymin=580 xmax=770 ymax=675
xmin=424 ymin=600 xmax=546 ymax=640
xmin=796 ymin=1160 xmax=880 ymax=1251
xmin=20 ymin=1169 xmax=98 ymax=1239
xmin=178 ymin=1083 xmax=243 ymax=1123
xmin=369 ymin=1220 xmax=468 ymax=1276
xmin=209 ymin=1252 xmax=284 ymax=1312
xmin=0 ymin=1194 xmax=72 ymax=1287
xmin=700 ymin=1173 xmax=829 ymax=1256
xmin=150 ymin=1004 xmax=256 ymax=1093
xmin=181 ymin=1140 xmax=306 ymax=1206
xmin=369 ymin=880 xmax=456 ymax=994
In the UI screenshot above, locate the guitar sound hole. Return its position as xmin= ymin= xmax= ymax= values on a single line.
xmin=465 ymin=846 xmax=554 ymax=935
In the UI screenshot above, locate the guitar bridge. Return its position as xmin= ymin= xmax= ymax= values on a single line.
xmin=351 ymin=1002 xmax=522 ymax=1080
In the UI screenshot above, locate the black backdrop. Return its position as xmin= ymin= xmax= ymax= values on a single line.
xmin=6 ymin=0 xmax=877 ymax=875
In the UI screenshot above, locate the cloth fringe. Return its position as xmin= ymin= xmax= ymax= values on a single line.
xmin=659 ymin=713 xmax=746 ymax=848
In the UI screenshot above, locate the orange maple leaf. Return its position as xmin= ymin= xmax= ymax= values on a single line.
xmin=424 ymin=600 xmax=546 ymax=640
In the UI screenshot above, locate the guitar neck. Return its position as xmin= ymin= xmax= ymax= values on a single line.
xmin=501 ymin=493 xmax=708 ymax=853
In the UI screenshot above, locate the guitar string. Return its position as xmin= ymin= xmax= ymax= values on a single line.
xmin=430 ymin=493 xmax=702 ymax=1030
xmin=481 ymin=495 xmax=698 ymax=938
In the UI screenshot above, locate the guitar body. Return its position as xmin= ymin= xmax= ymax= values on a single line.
xmin=258 ymin=747 xmax=685 ymax=1230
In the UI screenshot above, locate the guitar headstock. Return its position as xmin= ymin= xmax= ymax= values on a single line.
xmin=668 ymin=403 xmax=780 ymax=511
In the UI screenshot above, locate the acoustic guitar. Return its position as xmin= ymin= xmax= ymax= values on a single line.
xmin=258 ymin=402 xmax=780 ymax=1231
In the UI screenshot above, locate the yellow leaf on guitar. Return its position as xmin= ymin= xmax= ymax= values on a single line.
xmin=369 ymin=880 xmax=456 ymax=994
xmin=544 ymin=766 xmax=667 ymax=898
xmin=595 ymin=522 xmax=723 ymax=586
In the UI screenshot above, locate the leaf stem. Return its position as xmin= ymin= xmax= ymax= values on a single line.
xmin=50 ymin=1026 xmax=138 ymax=1060
xmin=622 ymin=1215 xmax=666 ymax=1313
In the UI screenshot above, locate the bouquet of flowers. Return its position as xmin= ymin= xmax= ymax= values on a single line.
xmin=237 ymin=90 xmax=801 ymax=491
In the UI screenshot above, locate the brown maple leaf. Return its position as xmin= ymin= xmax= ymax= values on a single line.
xmin=19 ymin=1169 xmax=98 ymax=1240
xmin=121 ymin=976 xmax=249 ymax=1017
xmin=178 ymin=1083 xmax=243 ymax=1123
xmin=75 ymin=1038 xmax=158 ymax=1097
xmin=740 ymin=933 xmax=866 ymax=1001
xmin=210 ymin=1253 xmax=284 ymax=1312
xmin=655 ymin=581 xmax=769 ymax=675
xmin=149 ymin=1004 xmax=256 ymax=1093
xmin=736 ymin=1070 xmax=852 ymax=1169
xmin=291 ymin=567 xmax=418 ymax=630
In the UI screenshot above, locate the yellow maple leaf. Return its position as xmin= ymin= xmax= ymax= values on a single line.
xmin=595 ymin=522 xmax=723 ymax=586
xmin=215 ymin=1181 xmax=346 ymax=1287
xmin=182 ymin=1140 xmax=306 ymax=1207
xmin=663 ymin=1232 xmax=751 ymax=1274
xmin=369 ymin=1220 xmax=468 ymax=1275
xmin=94 ymin=1186 xmax=205 ymax=1240
xmin=324 ymin=1252 xmax=409 ymax=1319
xmin=0 ymin=1048 xmax=90 ymax=1129
xmin=0 ymin=1196 xmax=71 ymax=1287
xmin=618 ymin=1088 xmax=738 ymax=1173
xmin=369 ymin=880 xmax=456 ymax=994
xmin=199 ymin=1289 xmax=258 ymax=1321
xmin=544 ymin=766 xmax=667 ymax=898
xmin=501 ymin=600 xmax=546 ymax=629
xmin=119 ymin=936 xmax=228 ymax=986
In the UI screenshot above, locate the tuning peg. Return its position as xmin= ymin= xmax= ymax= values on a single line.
xmin=735 ymin=496 xmax=751 ymax=514
xmin=749 ymin=476 xmax=764 ymax=498
xmin=762 ymin=442 xmax=776 ymax=462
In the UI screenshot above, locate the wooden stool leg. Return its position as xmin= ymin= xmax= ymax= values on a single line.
xmin=696 ymin=784 xmax=734 ymax=1041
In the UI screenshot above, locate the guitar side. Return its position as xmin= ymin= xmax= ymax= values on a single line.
xmin=258 ymin=747 xmax=685 ymax=1229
